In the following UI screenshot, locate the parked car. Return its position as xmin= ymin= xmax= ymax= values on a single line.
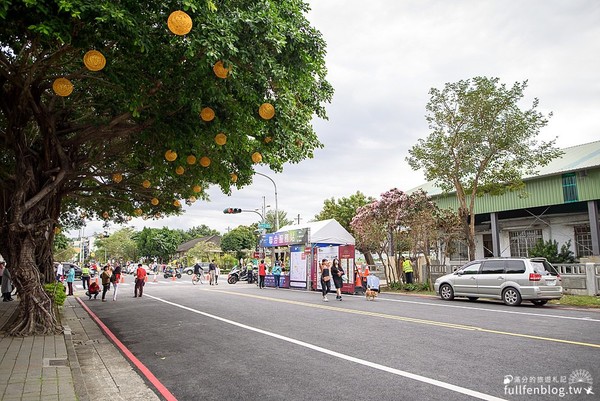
xmin=434 ymin=257 xmax=562 ymax=306
xmin=183 ymin=263 xmax=210 ymax=275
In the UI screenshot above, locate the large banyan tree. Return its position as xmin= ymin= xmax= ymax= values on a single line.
xmin=0 ymin=0 xmax=332 ymax=335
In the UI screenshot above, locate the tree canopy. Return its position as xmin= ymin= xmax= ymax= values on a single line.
xmin=406 ymin=77 xmax=561 ymax=260
xmin=0 ymin=0 xmax=332 ymax=335
xmin=220 ymin=225 xmax=256 ymax=260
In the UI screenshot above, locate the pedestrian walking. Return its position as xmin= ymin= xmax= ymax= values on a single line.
xmin=331 ymin=257 xmax=344 ymax=301
xmin=319 ymin=259 xmax=331 ymax=302
xmin=214 ymin=265 xmax=220 ymax=285
xmin=134 ymin=263 xmax=147 ymax=298
xmin=55 ymin=262 xmax=64 ymax=282
xmin=66 ymin=266 xmax=75 ymax=295
xmin=112 ymin=264 xmax=122 ymax=301
xmin=208 ymin=260 xmax=217 ymax=285
xmin=81 ymin=264 xmax=91 ymax=289
xmin=272 ymin=260 xmax=282 ymax=288
xmin=101 ymin=266 xmax=111 ymax=302
xmin=1 ymin=262 xmax=13 ymax=302
xmin=258 ymin=260 xmax=267 ymax=289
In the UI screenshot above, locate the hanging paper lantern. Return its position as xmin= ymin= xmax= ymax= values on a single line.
xmin=165 ymin=150 xmax=177 ymax=162
xmin=126 ymin=216 xmax=132 ymax=221
xmin=200 ymin=107 xmax=215 ymax=122
xmin=112 ymin=173 xmax=123 ymax=183
xmin=173 ymin=200 xmax=181 ymax=207
xmin=155 ymin=212 xmax=162 ymax=218
xmin=199 ymin=156 xmax=211 ymax=167
xmin=188 ymin=196 xmax=197 ymax=203
xmin=215 ymin=133 xmax=227 ymax=146
xmin=193 ymin=185 xmax=202 ymax=193
xmin=151 ymin=198 xmax=159 ymax=206
xmin=251 ymin=152 xmax=262 ymax=163
xmin=54 ymin=227 xmax=61 ymax=234
xmin=134 ymin=208 xmax=143 ymax=216
xmin=259 ymin=103 xmax=275 ymax=120
xmin=213 ymin=61 xmax=230 ymax=79
xmin=52 ymin=78 xmax=74 ymax=97
xmin=264 ymin=136 xmax=272 ymax=143
xmin=142 ymin=180 xmax=151 ymax=188
xmin=186 ymin=155 xmax=197 ymax=165
xmin=230 ymin=173 xmax=238 ymax=183
xmin=102 ymin=211 xmax=109 ymax=219
xmin=167 ymin=10 xmax=193 ymax=36
xmin=83 ymin=50 xmax=106 ymax=71
xmin=176 ymin=166 xmax=185 ymax=175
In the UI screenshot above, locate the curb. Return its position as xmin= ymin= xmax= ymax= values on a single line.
xmin=63 ymin=320 xmax=91 ymax=401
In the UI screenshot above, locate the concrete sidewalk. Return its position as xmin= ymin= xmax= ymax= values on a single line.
xmin=0 ymin=290 xmax=161 ymax=401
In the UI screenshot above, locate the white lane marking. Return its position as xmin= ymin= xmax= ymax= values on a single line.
xmin=375 ymin=296 xmax=600 ymax=323
xmin=146 ymin=294 xmax=506 ymax=401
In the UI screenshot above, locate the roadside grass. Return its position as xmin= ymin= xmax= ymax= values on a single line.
xmin=550 ymin=295 xmax=600 ymax=308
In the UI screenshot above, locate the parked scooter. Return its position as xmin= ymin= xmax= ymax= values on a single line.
xmin=227 ymin=265 xmax=257 ymax=284
xmin=163 ymin=267 xmax=181 ymax=279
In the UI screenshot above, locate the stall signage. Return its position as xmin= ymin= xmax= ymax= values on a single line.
xmin=260 ymin=228 xmax=309 ymax=247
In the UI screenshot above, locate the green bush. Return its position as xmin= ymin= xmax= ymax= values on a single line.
xmin=44 ymin=282 xmax=66 ymax=306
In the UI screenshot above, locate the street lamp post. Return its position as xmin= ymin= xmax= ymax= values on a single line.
xmin=255 ymin=172 xmax=279 ymax=231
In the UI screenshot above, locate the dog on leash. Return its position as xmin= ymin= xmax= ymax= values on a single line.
xmin=365 ymin=288 xmax=378 ymax=301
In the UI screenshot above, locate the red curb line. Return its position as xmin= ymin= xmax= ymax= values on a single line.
xmin=76 ymin=297 xmax=177 ymax=401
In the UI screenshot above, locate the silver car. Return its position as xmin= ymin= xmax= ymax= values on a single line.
xmin=434 ymin=257 xmax=562 ymax=306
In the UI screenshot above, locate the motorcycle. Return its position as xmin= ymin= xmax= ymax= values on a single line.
xmin=163 ymin=268 xmax=182 ymax=279
xmin=227 ymin=265 xmax=257 ymax=284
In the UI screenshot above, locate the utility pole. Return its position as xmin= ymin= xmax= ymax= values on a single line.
xmin=297 ymin=214 xmax=301 ymax=225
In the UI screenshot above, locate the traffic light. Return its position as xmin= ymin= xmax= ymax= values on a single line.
xmin=223 ymin=208 xmax=242 ymax=214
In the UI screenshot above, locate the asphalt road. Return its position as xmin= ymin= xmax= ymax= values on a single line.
xmin=82 ymin=275 xmax=600 ymax=401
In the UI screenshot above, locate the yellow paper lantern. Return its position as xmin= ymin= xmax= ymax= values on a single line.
xmin=83 ymin=50 xmax=106 ymax=71
xmin=173 ymin=200 xmax=181 ymax=207
xmin=52 ymin=78 xmax=74 ymax=97
xmin=259 ymin=103 xmax=275 ymax=120
xmin=167 ymin=10 xmax=193 ymax=36
xmin=176 ymin=166 xmax=185 ymax=175
xmin=102 ymin=211 xmax=109 ymax=219
xmin=215 ymin=133 xmax=227 ymax=146
xmin=112 ymin=173 xmax=123 ymax=183
xmin=188 ymin=196 xmax=197 ymax=203
xmin=230 ymin=173 xmax=238 ymax=183
xmin=155 ymin=212 xmax=162 ymax=218
xmin=193 ymin=185 xmax=202 ymax=193
xmin=54 ymin=227 xmax=61 ymax=234
xmin=134 ymin=208 xmax=143 ymax=216
xmin=264 ymin=136 xmax=272 ymax=143
xmin=142 ymin=180 xmax=151 ymax=188
xmin=151 ymin=198 xmax=159 ymax=206
xmin=199 ymin=156 xmax=211 ymax=167
xmin=213 ymin=61 xmax=230 ymax=79
xmin=251 ymin=152 xmax=262 ymax=164
xmin=165 ymin=150 xmax=177 ymax=162
xmin=200 ymin=107 xmax=215 ymax=122
xmin=186 ymin=155 xmax=197 ymax=165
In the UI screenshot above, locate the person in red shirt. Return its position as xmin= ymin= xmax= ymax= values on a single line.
xmin=134 ymin=263 xmax=147 ymax=298
xmin=258 ymin=260 xmax=267 ymax=289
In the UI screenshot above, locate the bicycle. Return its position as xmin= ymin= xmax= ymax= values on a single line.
xmin=192 ymin=273 xmax=203 ymax=285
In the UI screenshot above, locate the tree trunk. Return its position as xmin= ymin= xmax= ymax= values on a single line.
xmin=459 ymin=206 xmax=476 ymax=261
xmin=4 ymin=234 xmax=61 ymax=336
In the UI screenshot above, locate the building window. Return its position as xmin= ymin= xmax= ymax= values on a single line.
xmin=562 ymin=173 xmax=578 ymax=203
xmin=449 ymin=240 xmax=469 ymax=262
xmin=509 ymin=229 xmax=543 ymax=257
xmin=574 ymin=225 xmax=593 ymax=258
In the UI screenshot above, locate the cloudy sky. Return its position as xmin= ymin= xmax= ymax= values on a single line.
xmin=77 ymin=0 xmax=600 ymax=238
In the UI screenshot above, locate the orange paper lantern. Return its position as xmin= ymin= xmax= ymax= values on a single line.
xmin=213 ymin=61 xmax=230 ymax=79
xmin=52 ymin=78 xmax=73 ymax=97
xmin=251 ymin=152 xmax=262 ymax=163
xmin=173 ymin=200 xmax=181 ymax=207
xmin=102 ymin=211 xmax=109 ymax=219
xmin=230 ymin=173 xmax=238 ymax=183
xmin=142 ymin=180 xmax=151 ymax=188
xmin=134 ymin=208 xmax=143 ymax=216
xmin=188 ymin=196 xmax=197 ymax=203
xmin=215 ymin=133 xmax=227 ymax=146
xmin=200 ymin=107 xmax=215 ymax=122
xmin=193 ymin=185 xmax=202 ymax=193
xmin=199 ymin=156 xmax=211 ymax=167
xmin=167 ymin=10 xmax=193 ymax=36
xmin=83 ymin=50 xmax=106 ymax=71
xmin=112 ymin=173 xmax=123 ymax=183
xmin=151 ymin=198 xmax=159 ymax=206
xmin=176 ymin=166 xmax=185 ymax=175
xmin=186 ymin=155 xmax=197 ymax=165
xmin=259 ymin=103 xmax=275 ymax=120
xmin=264 ymin=136 xmax=272 ymax=143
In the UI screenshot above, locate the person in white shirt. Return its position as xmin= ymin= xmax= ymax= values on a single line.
xmin=55 ymin=262 xmax=64 ymax=282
